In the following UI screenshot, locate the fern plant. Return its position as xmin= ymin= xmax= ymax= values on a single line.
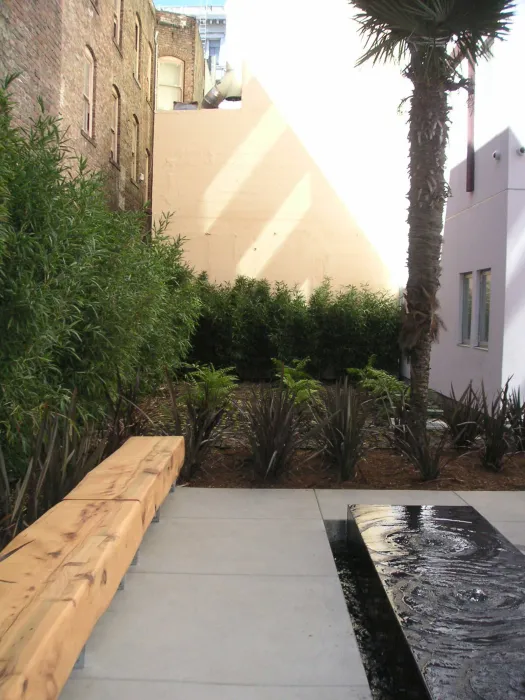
xmin=183 ymin=365 xmax=238 ymax=408
xmin=272 ymin=358 xmax=321 ymax=404
xmin=348 ymin=356 xmax=407 ymax=402
xmin=166 ymin=365 xmax=238 ymax=481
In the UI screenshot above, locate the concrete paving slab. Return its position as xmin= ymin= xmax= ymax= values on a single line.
xmin=315 ymin=489 xmax=465 ymax=521
xmin=74 ymin=571 xmax=368 ymax=688
xmin=457 ymin=491 xmax=525 ymax=522
xmin=491 ymin=520 xmax=525 ymax=550
xmin=62 ymin=679 xmax=372 ymax=699
xmin=136 ymin=517 xmax=337 ymax=576
xmin=61 ymin=487 xmax=525 ymax=700
xmin=163 ymin=488 xmax=321 ymax=520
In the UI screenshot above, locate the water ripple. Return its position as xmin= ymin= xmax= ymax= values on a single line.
xmin=349 ymin=504 xmax=525 ymax=700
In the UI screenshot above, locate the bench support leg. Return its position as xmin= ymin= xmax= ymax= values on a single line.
xmin=74 ymin=646 xmax=86 ymax=670
xmin=170 ymin=483 xmax=175 ymax=493
xmin=153 ymin=509 xmax=160 ymax=523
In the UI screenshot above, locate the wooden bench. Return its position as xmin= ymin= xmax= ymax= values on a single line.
xmin=0 ymin=436 xmax=184 ymax=700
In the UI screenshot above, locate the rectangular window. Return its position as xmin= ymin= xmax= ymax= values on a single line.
xmin=134 ymin=17 xmax=141 ymax=82
xmin=478 ymin=269 xmax=491 ymax=347
xmin=131 ymin=117 xmax=139 ymax=182
xmin=83 ymin=49 xmax=94 ymax=137
xmin=460 ymin=272 xmax=473 ymax=344
xmin=113 ymin=0 xmax=122 ymax=45
xmin=146 ymin=44 xmax=153 ymax=101
xmin=110 ymin=88 xmax=119 ymax=162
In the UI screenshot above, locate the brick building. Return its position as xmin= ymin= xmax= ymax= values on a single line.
xmin=0 ymin=0 xmax=63 ymax=125
xmin=0 ymin=1 xmax=205 ymax=212
xmin=156 ymin=11 xmax=207 ymax=107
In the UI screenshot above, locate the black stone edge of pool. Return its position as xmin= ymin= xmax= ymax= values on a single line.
xmin=345 ymin=504 xmax=525 ymax=700
xmin=324 ymin=517 xmax=431 ymax=700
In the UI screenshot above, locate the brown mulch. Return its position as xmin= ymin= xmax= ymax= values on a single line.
xmin=189 ymin=448 xmax=525 ymax=491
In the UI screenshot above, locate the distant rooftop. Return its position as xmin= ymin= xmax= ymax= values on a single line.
xmin=156 ymin=2 xmax=224 ymax=8
xmin=156 ymin=5 xmax=226 ymax=21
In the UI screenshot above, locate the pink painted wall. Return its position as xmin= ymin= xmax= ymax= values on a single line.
xmin=152 ymin=0 xmax=410 ymax=293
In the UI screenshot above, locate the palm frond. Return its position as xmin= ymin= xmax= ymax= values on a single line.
xmin=351 ymin=0 xmax=515 ymax=69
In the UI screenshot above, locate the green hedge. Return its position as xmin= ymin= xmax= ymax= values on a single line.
xmin=189 ymin=275 xmax=401 ymax=379
xmin=0 ymin=79 xmax=200 ymax=459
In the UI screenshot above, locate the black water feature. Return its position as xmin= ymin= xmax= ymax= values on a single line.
xmin=331 ymin=538 xmax=430 ymax=700
xmin=346 ymin=504 xmax=525 ymax=700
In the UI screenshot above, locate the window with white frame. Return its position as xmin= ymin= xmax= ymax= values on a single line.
xmin=460 ymin=272 xmax=473 ymax=344
xmin=110 ymin=86 xmax=120 ymax=163
xmin=157 ymin=57 xmax=183 ymax=110
xmin=478 ymin=269 xmax=491 ymax=347
xmin=131 ymin=115 xmax=139 ymax=182
xmin=83 ymin=48 xmax=95 ymax=137
xmin=134 ymin=15 xmax=141 ymax=82
xmin=113 ymin=0 xmax=122 ymax=45
xmin=146 ymin=43 xmax=153 ymax=101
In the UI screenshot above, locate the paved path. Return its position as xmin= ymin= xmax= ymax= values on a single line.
xmin=62 ymin=489 xmax=525 ymax=699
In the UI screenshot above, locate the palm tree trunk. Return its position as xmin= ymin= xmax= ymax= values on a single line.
xmin=404 ymin=56 xmax=449 ymax=443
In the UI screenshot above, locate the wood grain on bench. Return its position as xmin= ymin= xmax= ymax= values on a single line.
xmin=65 ymin=436 xmax=184 ymax=531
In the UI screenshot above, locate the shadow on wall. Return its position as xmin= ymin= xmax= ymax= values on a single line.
xmin=153 ymin=76 xmax=394 ymax=293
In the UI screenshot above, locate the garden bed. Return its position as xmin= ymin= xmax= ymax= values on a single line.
xmin=141 ymin=384 xmax=525 ymax=492
xmin=188 ymin=446 xmax=525 ymax=490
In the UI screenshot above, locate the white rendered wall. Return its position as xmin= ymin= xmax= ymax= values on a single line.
xmin=431 ymin=3 xmax=525 ymax=398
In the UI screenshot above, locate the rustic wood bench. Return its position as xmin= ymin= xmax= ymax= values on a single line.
xmin=0 ymin=436 xmax=184 ymax=700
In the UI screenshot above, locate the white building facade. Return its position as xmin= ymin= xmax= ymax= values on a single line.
xmin=430 ymin=1 xmax=525 ymax=399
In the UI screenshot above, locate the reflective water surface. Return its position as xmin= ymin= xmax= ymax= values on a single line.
xmin=349 ymin=505 xmax=525 ymax=700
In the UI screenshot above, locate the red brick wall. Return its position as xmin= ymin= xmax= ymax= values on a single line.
xmin=0 ymin=1 xmax=204 ymax=212
xmin=1 ymin=0 xmax=156 ymax=211
xmin=59 ymin=0 xmax=156 ymax=211
xmin=156 ymin=11 xmax=204 ymax=104
xmin=0 ymin=0 xmax=63 ymax=122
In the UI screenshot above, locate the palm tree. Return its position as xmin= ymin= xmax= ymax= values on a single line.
xmin=350 ymin=0 xmax=515 ymax=445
